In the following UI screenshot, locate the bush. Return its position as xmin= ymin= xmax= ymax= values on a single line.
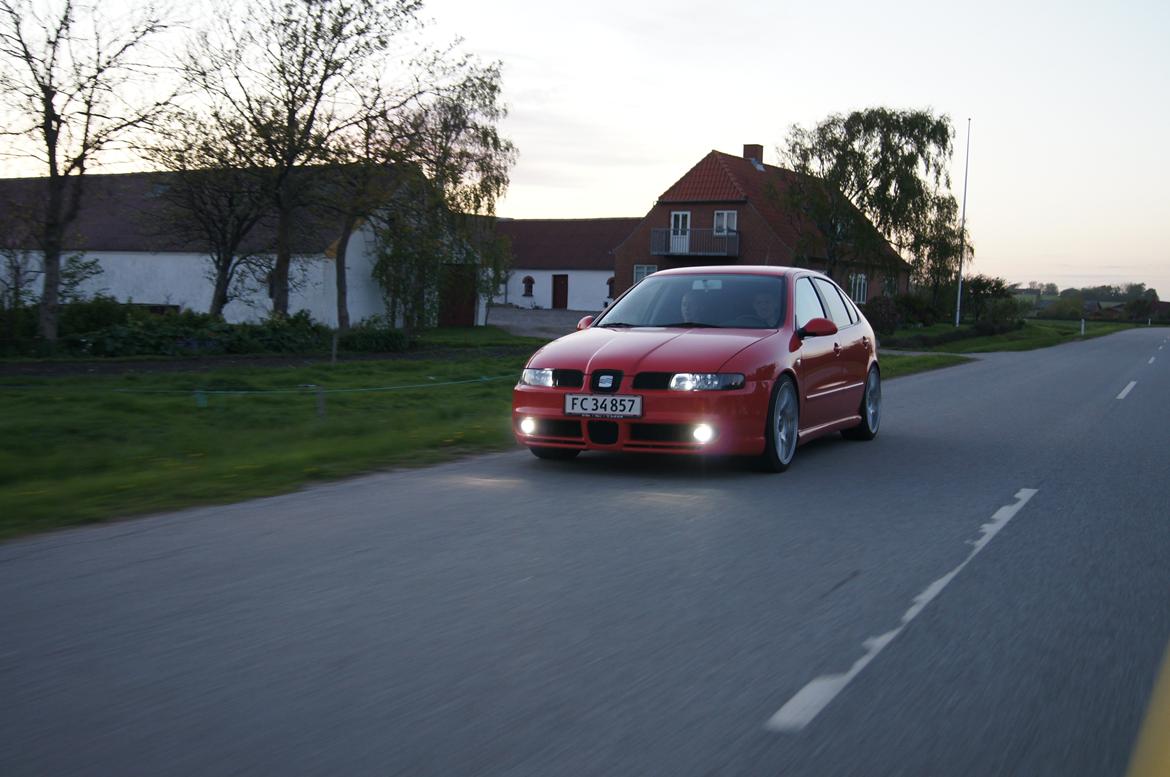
xmin=58 ymin=295 xmax=131 ymax=335
xmin=337 ymin=317 xmax=413 ymax=352
xmin=862 ymin=295 xmax=898 ymax=336
xmin=893 ymin=294 xmax=941 ymax=327
xmin=973 ymin=298 xmax=1025 ymax=335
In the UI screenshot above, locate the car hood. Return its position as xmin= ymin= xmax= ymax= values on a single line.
xmin=527 ymin=327 xmax=770 ymax=374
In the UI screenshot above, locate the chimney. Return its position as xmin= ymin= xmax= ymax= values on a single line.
xmin=743 ymin=144 xmax=765 ymax=171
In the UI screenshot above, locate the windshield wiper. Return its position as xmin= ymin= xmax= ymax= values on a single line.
xmin=659 ymin=321 xmax=720 ymax=328
xmin=598 ymin=321 xmax=635 ymax=328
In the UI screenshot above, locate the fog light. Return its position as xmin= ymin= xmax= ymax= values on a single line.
xmin=693 ymin=423 xmax=714 ymax=444
xmin=520 ymin=417 xmax=537 ymax=435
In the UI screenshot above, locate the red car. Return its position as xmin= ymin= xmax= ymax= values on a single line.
xmin=512 ymin=266 xmax=881 ymax=471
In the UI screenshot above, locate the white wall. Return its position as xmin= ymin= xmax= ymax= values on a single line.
xmin=494 ymin=268 xmax=613 ymax=312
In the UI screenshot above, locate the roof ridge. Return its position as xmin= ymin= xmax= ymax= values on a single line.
xmin=711 ymin=151 xmax=749 ymax=199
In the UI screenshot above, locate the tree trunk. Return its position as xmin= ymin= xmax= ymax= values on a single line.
xmin=273 ymin=205 xmax=291 ymax=316
xmin=335 ymin=215 xmax=356 ymax=331
xmin=37 ymin=181 xmax=67 ymax=341
xmin=209 ymin=258 xmax=232 ymax=318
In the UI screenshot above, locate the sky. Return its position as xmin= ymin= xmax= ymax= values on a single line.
xmin=4 ymin=0 xmax=1167 ymax=294
xmin=423 ymin=0 xmax=1170 ymax=294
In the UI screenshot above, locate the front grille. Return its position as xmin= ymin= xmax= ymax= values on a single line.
xmin=587 ymin=420 xmax=619 ymax=445
xmin=535 ymin=419 xmax=583 ymax=438
xmin=590 ymin=370 xmax=623 ymax=393
xmin=633 ymin=372 xmax=672 ymax=390
xmin=553 ymin=369 xmax=584 ymax=388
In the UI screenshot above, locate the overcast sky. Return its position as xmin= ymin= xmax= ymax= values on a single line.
xmin=427 ymin=0 xmax=1170 ymax=294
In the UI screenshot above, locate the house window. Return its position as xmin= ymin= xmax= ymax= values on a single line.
xmin=606 ymin=277 xmax=614 ymax=299
xmin=633 ymin=264 xmax=657 ymax=284
xmin=713 ymin=210 xmax=738 ymax=235
xmin=848 ymin=273 xmax=868 ymax=302
xmin=522 ymin=276 xmax=534 ymax=297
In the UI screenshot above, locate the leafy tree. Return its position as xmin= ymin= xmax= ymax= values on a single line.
xmin=961 ymin=274 xmax=1012 ymax=322
xmin=781 ymin=107 xmax=954 ymax=281
xmin=1043 ymin=283 xmax=1059 ymax=296
xmin=0 ymin=0 xmax=172 ymax=339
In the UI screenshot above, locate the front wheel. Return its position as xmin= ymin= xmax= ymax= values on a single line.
xmin=842 ymin=366 xmax=881 ymax=441
xmin=529 ymin=446 xmax=580 ymax=460
xmin=760 ymin=375 xmax=799 ymax=472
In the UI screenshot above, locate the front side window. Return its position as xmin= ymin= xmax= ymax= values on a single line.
xmin=814 ymin=278 xmax=855 ymax=328
xmin=598 ymin=273 xmax=787 ymax=329
xmin=713 ymin=210 xmax=738 ymax=235
xmin=794 ymin=277 xmax=826 ymax=329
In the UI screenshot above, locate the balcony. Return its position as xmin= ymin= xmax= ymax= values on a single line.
xmin=650 ymin=228 xmax=740 ymax=257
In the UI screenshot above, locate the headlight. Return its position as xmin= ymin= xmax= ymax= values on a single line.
xmin=669 ymin=373 xmax=745 ymax=391
xmin=520 ymin=368 xmax=555 ymax=387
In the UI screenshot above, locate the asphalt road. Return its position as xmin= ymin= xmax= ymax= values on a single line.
xmin=2 ymin=328 xmax=1168 ymax=776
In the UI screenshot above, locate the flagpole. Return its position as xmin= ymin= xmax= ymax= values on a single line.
xmin=954 ymin=117 xmax=972 ymax=327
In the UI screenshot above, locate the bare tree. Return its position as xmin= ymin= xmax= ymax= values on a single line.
xmin=0 ymin=0 xmax=172 ymax=339
xmin=181 ymin=0 xmax=436 ymax=318
xmin=146 ymin=111 xmax=270 ymax=318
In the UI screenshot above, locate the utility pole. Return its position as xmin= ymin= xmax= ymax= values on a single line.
xmin=954 ymin=118 xmax=972 ymax=327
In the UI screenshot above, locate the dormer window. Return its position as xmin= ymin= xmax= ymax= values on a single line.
xmin=713 ymin=210 xmax=738 ymax=235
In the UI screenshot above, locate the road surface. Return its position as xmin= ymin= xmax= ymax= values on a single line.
xmin=2 ymin=328 xmax=1168 ymax=776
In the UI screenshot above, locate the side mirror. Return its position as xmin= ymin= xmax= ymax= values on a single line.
xmin=797 ymin=316 xmax=838 ymax=338
xmin=576 ymin=315 xmax=595 ymax=330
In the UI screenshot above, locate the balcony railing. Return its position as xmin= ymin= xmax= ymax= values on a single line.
xmin=650 ymin=228 xmax=740 ymax=257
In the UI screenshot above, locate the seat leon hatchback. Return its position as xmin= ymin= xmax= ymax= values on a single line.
xmin=512 ymin=265 xmax=881 ymax=472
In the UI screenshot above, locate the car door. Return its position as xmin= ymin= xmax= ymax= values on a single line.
xmin=813 ymin=277 xmax=868 ymax=421
xmin=793 ymin=276 xmax=838 ymax=430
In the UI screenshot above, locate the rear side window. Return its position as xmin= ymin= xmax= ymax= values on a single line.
xmin=814 ymin=278 xmax=855 ymax=328
xmin=794 ymin=277 xmax=826 ymax=329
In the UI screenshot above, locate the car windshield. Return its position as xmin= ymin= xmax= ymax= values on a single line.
xmin=597 ymin=274 xmax=787 ymax=329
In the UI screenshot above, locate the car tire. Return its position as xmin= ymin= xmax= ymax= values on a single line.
xmin=760 ymin=375 xmax=799 ymax=472
xmin=529 ymin=446 xmax=580 ymax=460
xmin=842 ymin=365 xmax=881 ymax=441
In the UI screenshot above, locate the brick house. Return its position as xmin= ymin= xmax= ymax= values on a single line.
xmin=493 ymin=217 xmax=639 ymax=311
xmin=613 ymin=144 xmax=910 ymax=302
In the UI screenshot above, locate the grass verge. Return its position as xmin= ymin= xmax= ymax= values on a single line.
xmin=879 ymin=352 xmax=972 ymax=378
xmin=0 ymin=348 xmax=969 ymax=540
xmin=926 ymin=319 xmax=1134 ymax=353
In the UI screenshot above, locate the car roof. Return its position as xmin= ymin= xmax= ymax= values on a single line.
xmin=653 ymin=265 xmax=815 ymax=280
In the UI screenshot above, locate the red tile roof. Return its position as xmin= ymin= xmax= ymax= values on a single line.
xmin=495 ymin=218 xmax=640 ymax=272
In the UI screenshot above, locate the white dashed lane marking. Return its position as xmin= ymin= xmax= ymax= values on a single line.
xmin=765 ymin=488 xmax=1039 ymax=733
xmin=1151 ymin=357 xmax=1156 ymax=365
xmin=1118 ymin=381 xmax=1137 ymax=400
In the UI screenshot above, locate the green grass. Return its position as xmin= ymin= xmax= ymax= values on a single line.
xmin=879 ymin=352 xmax=972 ymax=377
xmin=0 ymin=356 xmax=532 ymax=539
xmin=925 ymin=319 xmax=1134 ymax=353
xmin=0 ymin=344 xmax=975 ymax=539
xmin=414 ymin=325 xmax=547 ymax=350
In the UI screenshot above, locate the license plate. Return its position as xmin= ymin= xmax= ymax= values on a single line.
xmin=564 ymin=394 xmax=643 ymax=418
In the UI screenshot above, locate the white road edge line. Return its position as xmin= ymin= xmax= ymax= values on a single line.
xmin=1118 ymin=381 xmax=1137 ymax=400
xmin=765 ymin=488 xmax=1040 ymax=733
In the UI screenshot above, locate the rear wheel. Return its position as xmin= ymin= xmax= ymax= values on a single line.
xmin=760 ymin=375 xmax=799 ymax=472
xmin=529 ymin=446 xmax=580 ymax=460
xmin=842 ymin=366 xmax=880 ymax=441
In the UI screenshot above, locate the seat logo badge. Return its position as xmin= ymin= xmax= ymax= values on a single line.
xmin=599 ymin=375 xmax=614 ymax=389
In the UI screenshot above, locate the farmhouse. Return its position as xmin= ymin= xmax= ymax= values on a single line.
xmin=613 ymin=144 xmax=910 ymax=301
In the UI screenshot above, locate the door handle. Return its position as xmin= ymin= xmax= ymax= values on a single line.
xmin=833 ymin=343 xmax=841 ymax=355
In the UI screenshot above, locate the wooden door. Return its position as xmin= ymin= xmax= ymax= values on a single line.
xmin=552 ymin=274 xmax=568 ymax=309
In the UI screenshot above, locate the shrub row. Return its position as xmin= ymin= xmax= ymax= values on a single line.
xmin=0 ymin=299 xmax=412 ymax=358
